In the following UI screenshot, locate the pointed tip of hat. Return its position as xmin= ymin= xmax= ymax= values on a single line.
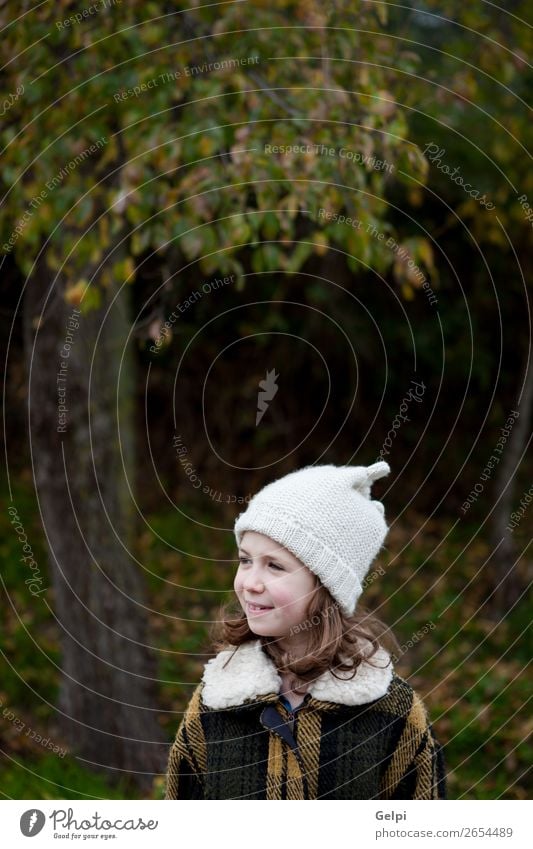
xmin=350 ymin=461 xmax=390 ymax=501
xmin=367 ymin=461 xmax=391 ymax=481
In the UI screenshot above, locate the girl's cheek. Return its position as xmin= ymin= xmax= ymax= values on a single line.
xmin=272 ymin=590 xmax=296 ymax=611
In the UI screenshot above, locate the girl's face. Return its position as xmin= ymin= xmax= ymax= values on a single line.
xmin=234 ymin=531 xmax=318 ymax=651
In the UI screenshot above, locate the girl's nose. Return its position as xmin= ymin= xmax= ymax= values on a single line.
xmin=243 ymin=566 xmax=265 ymax=591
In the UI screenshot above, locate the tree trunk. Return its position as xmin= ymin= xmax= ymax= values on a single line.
xmin=23 ymin=243 xmax=166 ymax=794
xmin=487 ymin=349 xmax=533 ymax=618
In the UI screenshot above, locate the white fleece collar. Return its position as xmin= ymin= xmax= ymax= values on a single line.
xmin=201 ymin=638 xmax=393 ymax=710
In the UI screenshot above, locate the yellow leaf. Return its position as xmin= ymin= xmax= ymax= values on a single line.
xmin=485 ymin=228 xmax=508 ymax=247
xmin=417 ymin=239 xmax=434 ymax=271
xmin=376 ymin=4 xmax=388 ymax=25
xmin=124 ymin=256 xmax=135 ymax=281
xmin=65 ymin=280 xmax=89 ymax=307
xmin=198 ymin=135 xmax=216 ymax=157
xmin=313 ymin=232 xmax=329 ymax=256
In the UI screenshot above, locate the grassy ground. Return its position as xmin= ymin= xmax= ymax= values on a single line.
xmin=1 ymin=477 xmax=530 ymax=799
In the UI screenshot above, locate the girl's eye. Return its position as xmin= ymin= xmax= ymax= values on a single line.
xmin=237 ymin=557 xmax=283 ymax=571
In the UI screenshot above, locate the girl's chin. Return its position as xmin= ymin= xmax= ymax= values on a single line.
xmin=246 ymin=616 xmax=281 ymax=633
xmin=247 ymin=615 xmax=274 ymax=626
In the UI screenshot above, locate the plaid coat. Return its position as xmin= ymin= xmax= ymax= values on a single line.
xmin=165 ymin=639 xmax=447 ymax=800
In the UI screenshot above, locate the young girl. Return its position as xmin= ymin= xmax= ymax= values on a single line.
xmin=165 ymin=461 xmax=447 ymax=800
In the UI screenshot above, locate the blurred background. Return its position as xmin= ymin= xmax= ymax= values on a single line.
xmin=1 ymin=0 xmax=531 ymax=799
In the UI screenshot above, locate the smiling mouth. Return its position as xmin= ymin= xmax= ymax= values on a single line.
xmin=246 ymin=602 xmax=274 ymax=614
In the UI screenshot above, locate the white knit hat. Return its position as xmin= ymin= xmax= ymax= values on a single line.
xmin=233 ymin=462 xmax=391 ymax=616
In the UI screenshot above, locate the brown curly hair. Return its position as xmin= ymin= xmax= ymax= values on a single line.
xmin=208 ymin=577 xmax=400 ymax=694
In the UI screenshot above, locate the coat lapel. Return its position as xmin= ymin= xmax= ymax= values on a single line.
xmin=200 ymin=638 xmax=393 ymax=709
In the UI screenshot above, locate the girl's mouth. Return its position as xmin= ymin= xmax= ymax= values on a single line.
xmin=246 ymin=602 xmax=274 ymax=615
